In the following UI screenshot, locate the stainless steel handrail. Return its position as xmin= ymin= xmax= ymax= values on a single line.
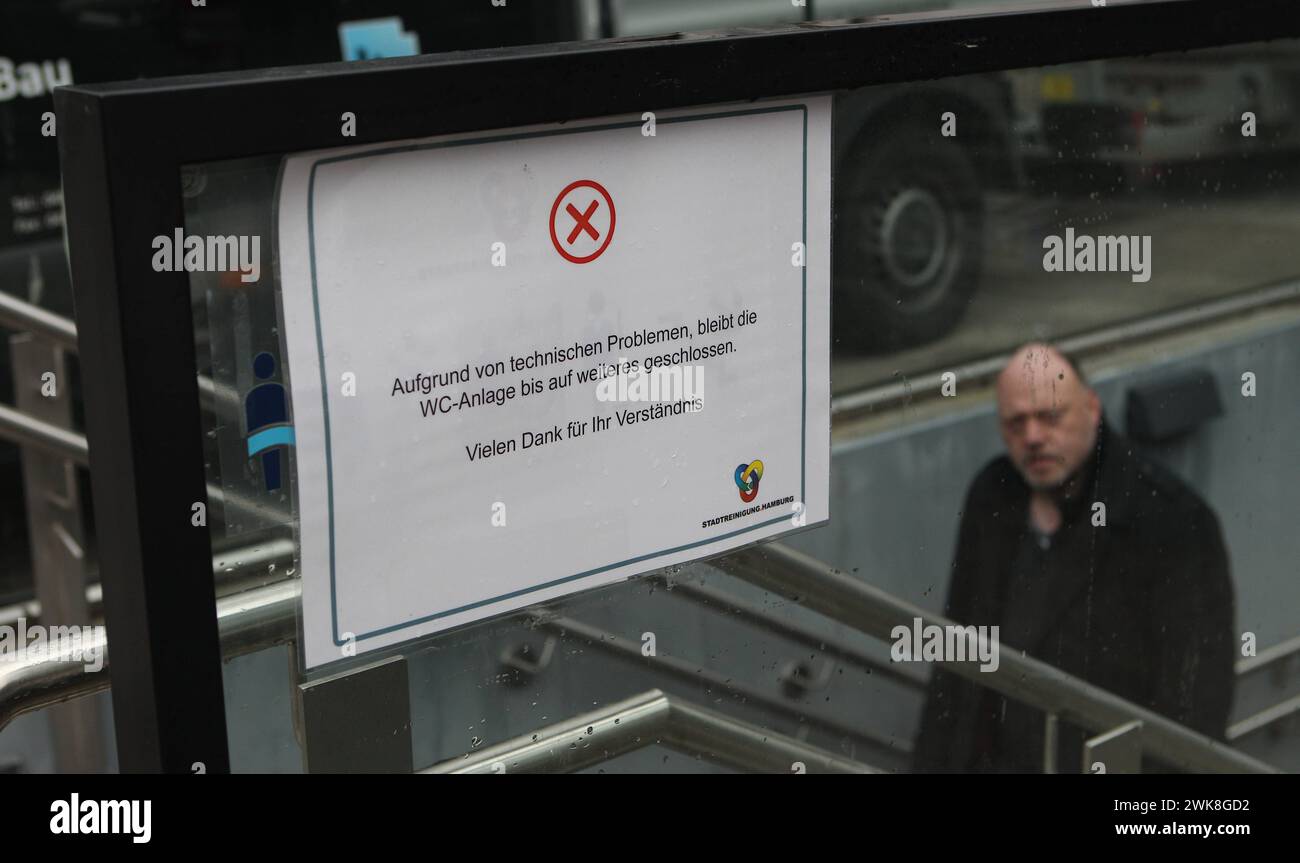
xmin=0 ymin=625 xmax=108 ymax=734
xmin=1228 ymin=693 xmax=1300 ymax=742
xmin=0 ymin=401 xmax=88 ymax=465
xmin=0 ymin=290 xmax=244 ymax=414
xmin=0 ymin=544 xmax=1290 ymax=770
xmin=6 ymin=543 xmax=1294 ymax=744
xmin=663 ymin=695 xmax=876 ymax=774
xmin=726 ymin=542 xmax=1279 ymax=774
xmin=0 ymin=537 xmax=296 ymax=629
xmin=2 ymin=537 xmax=1295 ymax=769
xmin=424 ymin=689 xmax=877 ymax=774
xmin=654 ymin=574 xmax=926 ymax=690
xmin=0 ymin=404 xmax=287 ymax=528
xmin=832 ymin=279 xmax=1300 ymax=416
xmin=0 ymin=579 xmax=298 ymax=733
xmin=0 ymin=290 xmax=78 ymax=351
xmin=533 ymin=612 xmax=907 ymax=758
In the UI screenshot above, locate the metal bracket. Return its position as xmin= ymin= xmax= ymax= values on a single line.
xmin=298 ymin=655 xmax=412 ymax=774
xmin=500 ymin=635 xmax=558 ymax=682
xmin=1083 ymin=720 xmax=1144 ymax=774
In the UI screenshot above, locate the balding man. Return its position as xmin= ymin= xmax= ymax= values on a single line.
xmin=912 ymin=344 xmax=1234 ymax=772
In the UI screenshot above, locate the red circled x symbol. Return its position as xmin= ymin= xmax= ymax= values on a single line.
xmin=549 ymin=180 xmax=616 ymax=264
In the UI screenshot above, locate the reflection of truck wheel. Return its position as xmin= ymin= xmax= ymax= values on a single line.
xmin=835 ymin=123 xmax=983 ymax=352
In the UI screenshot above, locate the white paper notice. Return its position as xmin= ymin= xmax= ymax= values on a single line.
xmin=276 ymin=98 xmax=832 ymax=668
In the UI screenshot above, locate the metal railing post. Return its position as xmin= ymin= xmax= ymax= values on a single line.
xmin=9 ymin=331 xmax=103 ymax=772
xmin=1042 ymin=711 xmax=1058 ymax=775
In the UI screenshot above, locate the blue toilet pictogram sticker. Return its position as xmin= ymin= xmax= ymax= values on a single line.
xmin=245 ymin=352 xmax=295 ymax=492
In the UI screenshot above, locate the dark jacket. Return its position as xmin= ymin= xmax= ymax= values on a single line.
xmin=912 ymin=421 xmax=1235 ymax=772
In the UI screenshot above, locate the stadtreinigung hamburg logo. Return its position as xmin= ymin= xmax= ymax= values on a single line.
xmin=734 ymin=459 xmax=764 ymax=503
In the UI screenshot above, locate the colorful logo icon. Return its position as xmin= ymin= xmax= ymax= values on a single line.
xmin=734 ymin=459 xmax=764 ymax=503
xmin=245 ymin=352 xmax=295 ymax=492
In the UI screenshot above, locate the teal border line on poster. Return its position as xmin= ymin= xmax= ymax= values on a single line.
xmin=304 ymin=103 xmax=812 ymax=648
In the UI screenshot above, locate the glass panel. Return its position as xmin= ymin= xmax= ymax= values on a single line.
xmin=831 ymin=45 xmax=1300 ymax=392
xmin=177 ymin=35 xmax=1300 ymax=773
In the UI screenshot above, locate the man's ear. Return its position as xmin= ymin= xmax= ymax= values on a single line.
xmin=1086 ymin=388 xmax=1102 ymax=426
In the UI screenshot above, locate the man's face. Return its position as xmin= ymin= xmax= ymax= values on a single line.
xmin=996 ymin=347 xmax=1101 ymax=491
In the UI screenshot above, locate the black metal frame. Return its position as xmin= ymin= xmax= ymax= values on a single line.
xmin=56 ymin=0 xmax=1300 ymax=773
